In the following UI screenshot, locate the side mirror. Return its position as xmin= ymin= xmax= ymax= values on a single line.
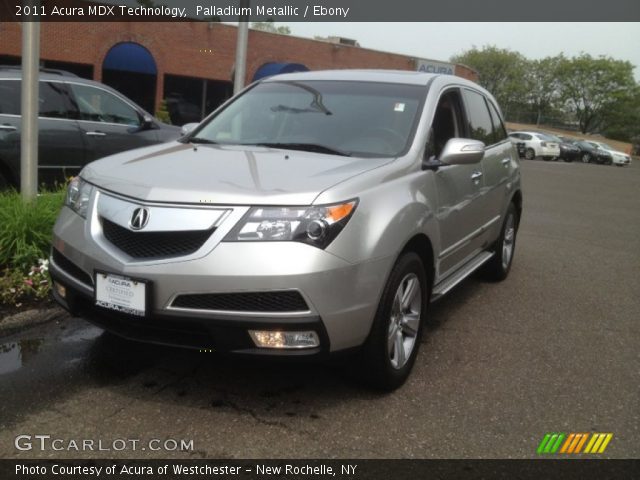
xmin=180 ymin=122 xmax=199 ymax=136
xmin=142 ymin=114 xmax=155 ymax=129
xmin=129 ymin=114 xmax=156 ymax=133
xmin=439 ymin=138 xmax=485 ymax=165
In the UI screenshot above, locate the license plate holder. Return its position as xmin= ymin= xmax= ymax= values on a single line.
xmin=95 ymin=271 xmax=149 ymax=317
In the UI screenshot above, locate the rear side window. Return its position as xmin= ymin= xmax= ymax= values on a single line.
xmin=461 ymin=89 xmax=494 ymax=146
xmin=39 ymin=82 xmax=69 ymax=119
xmin=0 ymin=80 xmax=71 ymax=118
xmin=0 ymin=80 xmax=21 ymax=115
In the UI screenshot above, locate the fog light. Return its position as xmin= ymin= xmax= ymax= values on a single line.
xmin=249 ymin=330 xmax=320 ymax=349
xmin=54 ymin=282 xmax=66 ymax=299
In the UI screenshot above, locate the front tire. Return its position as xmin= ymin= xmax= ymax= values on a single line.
xmin=482 ymin=203 xmax=518 ymax=282
xmin=360 ymin=252 xmax=428 ymax=391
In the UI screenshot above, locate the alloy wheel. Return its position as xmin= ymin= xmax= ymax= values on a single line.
xmin=387 ymin=273 xmax=422 ymax=369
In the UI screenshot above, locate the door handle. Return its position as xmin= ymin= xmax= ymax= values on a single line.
xmin=85 ymin=131 xmax=106 ymax=137
xmin=501 ymin=158 xmax=511 ymax=167
xmin=0 ymin=125 xmax=17 ymax=131
xmin=471 ymin=171 xmax=483 ymax=183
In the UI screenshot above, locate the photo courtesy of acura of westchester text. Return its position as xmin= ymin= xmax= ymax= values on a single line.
xmin=0 ymin=0 xmax=639 ymax=474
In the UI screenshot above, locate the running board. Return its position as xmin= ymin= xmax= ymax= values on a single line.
xmin=430 ymin=251 xmax=494 ymax=302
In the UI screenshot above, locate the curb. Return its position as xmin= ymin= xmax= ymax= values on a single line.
xmin=0 ymin=306 xmax=68 ymax=338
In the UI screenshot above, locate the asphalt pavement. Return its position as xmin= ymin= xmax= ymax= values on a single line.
xmin=0 ymin=158 xmax=638 ymax=459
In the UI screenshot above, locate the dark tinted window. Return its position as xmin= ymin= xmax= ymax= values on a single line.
xmin=0 ymin=80 xmax=71 ymax=118
xmin=0 ymin=80 xmax=21 ymax=115
xmin=462 ymin=89 xmax=494 ymax=145
xmin=430 ymin=90 xmax=465 ymax=158
xmin=487 ymin=101 xmax=507 ymax=142
xmin=39 ymin=82 xmax=69 ymax=119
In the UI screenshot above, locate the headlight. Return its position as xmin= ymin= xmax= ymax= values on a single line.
xmin=65 ymin=177 xmax=94 ymax=218
xmin=224 ymin=199 xmax=358 ymax=249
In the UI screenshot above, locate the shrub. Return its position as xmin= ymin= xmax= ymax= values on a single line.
xmin=0 ymin=188 xmax=65 ymax=307
xmin=0 ymin=189 xmax=65 ymax=270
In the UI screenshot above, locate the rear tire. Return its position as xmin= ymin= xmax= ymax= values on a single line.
xmin=482 ymin=203 xmax=518 ymax=282
xmin=359 ymin=252 xmax=428 ymax=391
xmin=581 ymin=153 xmax=591 ymax=163
xmin=524 ymin=148 xmax=535 ymax=160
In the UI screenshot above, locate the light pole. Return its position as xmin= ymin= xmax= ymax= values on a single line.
xmin=20 ymin=15 xmax=40 ymax=199
xmin=233 ymin=0 xmax=250 ymax=95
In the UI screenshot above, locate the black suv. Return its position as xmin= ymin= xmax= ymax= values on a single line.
xmin=0 ymin=67 xmax=180 ymax=188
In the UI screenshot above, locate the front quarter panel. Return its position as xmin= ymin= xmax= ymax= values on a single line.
xmin=321 ymin=159 xmax=440 ymax=267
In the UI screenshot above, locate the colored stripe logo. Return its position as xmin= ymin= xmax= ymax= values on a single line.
xmin=537 ymin=433 xmax=613 ymax=454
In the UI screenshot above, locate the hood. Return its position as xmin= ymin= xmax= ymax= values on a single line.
xmin=82 ymin=142 xmax=393 ymax=205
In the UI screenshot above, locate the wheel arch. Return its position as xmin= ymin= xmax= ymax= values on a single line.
xmin=510 ymin=189 xmax=523 ymax=229
xmin=399 ymin=233 xmax=435 ymax=294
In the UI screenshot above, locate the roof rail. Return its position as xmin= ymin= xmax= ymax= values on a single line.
xmin=0 ymin=65 xmax=78 ymax=77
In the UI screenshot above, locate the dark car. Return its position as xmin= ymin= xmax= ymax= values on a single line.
xmin=541 ymin=133 xmax=581 ymax=162
xmin=0 ymin=67 xmax=181 ymax=189
xmin=569 ymin=139 xmax=613 ymax=165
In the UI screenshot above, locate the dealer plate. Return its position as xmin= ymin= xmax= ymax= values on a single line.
xmin=95 ymin=272 xmax=147 ymax=317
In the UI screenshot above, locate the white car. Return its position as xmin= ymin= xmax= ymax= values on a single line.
xmin=508 ymin=131 xmax=561 ymax=160
xmin=588 ymin=141 xmax=631 ymax=167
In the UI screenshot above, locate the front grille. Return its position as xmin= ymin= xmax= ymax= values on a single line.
xmin=101 ymin=218 xmax=214 ymax=259
xmin=172 ymin=291 xmax=309 ymax=313
xmin=52 ymin=248 xmax=93 ymax=286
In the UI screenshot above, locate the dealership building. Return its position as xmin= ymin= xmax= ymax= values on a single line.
xmin=0 ymin=21 xmax=477 ymax=124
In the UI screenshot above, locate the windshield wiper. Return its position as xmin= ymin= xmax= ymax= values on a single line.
xmin=248 ymin=142 xmax=351 ymax=157
xmin=188 ymin=137 xmax=218 ymax=144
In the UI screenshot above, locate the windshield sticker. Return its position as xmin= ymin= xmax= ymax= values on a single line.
xmin=394 ymin=103 xmax=406 ymax=112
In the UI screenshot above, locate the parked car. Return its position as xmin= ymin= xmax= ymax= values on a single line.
xmin=540 ymin=133 xmax=581 ymax=162
xmin=508 ymin=131 xmax=560 ymax=160
xmin=570 ymin=140 xmax=613 ymax=165
xmin=50 ymin=70 xmax=522 ymax=390
xmin=587 ymin=141 xmax=631 ymax=167
xmin=0 ymin=67 xmax=181 ymax=189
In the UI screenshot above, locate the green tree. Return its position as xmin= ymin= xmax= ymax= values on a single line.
xmin=451 ymin=46 xmax=529 ymax=116
xmin=555 ymin=54 xmax=637 ymax=134
xmin=251 ymin=21 xmax=291 ymax=35
xmin=600 ymin=84 xmax=640 ymax=142
xmin=524 ymin=56 xmax=563 ymax=125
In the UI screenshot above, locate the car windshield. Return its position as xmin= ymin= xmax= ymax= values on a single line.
xmin=598 ymin=142 xmax=613 ymax=150
xmin=189 ymin=80 xmax=425 ymax=157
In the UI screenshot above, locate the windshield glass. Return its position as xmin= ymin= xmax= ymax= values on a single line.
xmin=190 ymin=80 xmax=425 ymax=157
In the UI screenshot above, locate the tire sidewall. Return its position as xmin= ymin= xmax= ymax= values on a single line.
xmin=361 ymin=252 xmax=428 ymax=390
xmin=495 ymin=204 xmax=518 ymax=278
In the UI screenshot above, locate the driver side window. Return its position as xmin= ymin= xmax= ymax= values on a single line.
xmin=429 ymin=90 xmax=465 ymax=159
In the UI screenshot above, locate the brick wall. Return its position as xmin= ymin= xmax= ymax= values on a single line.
xmin=0 ymin=21 xmax=478 ymax=110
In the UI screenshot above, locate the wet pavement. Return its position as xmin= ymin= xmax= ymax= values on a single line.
xmin=0 ymin=160 xmax=638 ymax=459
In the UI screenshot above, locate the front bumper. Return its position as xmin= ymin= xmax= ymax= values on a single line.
xmin=50 ymin=204 xmax=393 ymax=355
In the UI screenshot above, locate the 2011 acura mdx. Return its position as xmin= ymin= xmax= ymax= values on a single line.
xmin=50 ymin=70 xmax=522 ymax=390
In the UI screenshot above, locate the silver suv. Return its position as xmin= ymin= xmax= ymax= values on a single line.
xmin=50 ymin=70 xmax=522 ymax=390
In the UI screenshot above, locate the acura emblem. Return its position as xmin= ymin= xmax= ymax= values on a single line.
xmin=129 ymin=207 xmax=150 ymax=230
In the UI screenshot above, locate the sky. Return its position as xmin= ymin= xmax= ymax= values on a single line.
xmin=284 ymin=23 xmax=640 ymax=81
